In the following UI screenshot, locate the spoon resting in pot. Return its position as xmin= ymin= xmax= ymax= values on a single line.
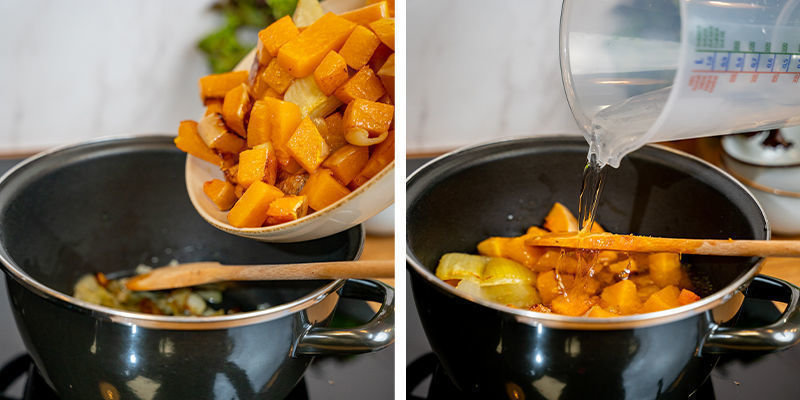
xmin=524 ymin=232 xmax=800 ymax=257
xmin=126 ymin=260 xmax=394 ymax=291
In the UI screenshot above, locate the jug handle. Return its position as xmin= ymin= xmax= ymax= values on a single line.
xmin=293 ymin=279 xmax=394 ymax=356
xmin=703 ymin=275 xmax=800 ymax=353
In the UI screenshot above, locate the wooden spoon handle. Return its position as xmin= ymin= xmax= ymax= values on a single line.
xmin=126 ymin=260 xmax=394 ymax=291
xmin=524 ymin=233 xmax=800 ymax=257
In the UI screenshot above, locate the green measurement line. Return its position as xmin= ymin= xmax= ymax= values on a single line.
xmin=696 ymin=49 xmax=800 ymax=56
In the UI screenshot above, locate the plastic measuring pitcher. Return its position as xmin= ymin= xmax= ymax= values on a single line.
xmin=560 ymin=0 xmax=800 ymax=167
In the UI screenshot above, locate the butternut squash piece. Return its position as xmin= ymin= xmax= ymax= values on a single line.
xmin=534 ymin=250 xmax=579 ymax=274
xmin=640 ymin=285 xmax=681 ymax=313
xmin=262 ymin=97 xmax=303 ymax=151
xmin=286 ymin=118 xmax=331 ymax=173
xmin=334 ymin=66 xmax=385 ymax=103
xmin=368 ymin=18 xmax=395 ymax=50
xmin=247 ymin=100 xmax=271 ymax=147
xmin=203 ymin=179 xmax=237 ymax=211
xmin=198 ymin=70 xmax=249 ymax=103
xmin=502 ymin=237 xmax=543 ymax=268
xmin=349 ymin=130 xmax=394 ymax=188
xmin=543 ymin=202 xmax=580 ymax=232
xmin=476 ymin=237 xmax=510 ymax=258
xmin=277 ymin=173 xmax=309 ymax=195
xmin=678 ymin=289 xmax=701 ymax=305
xmin=237 ymin=143 xmax=278 ymax=188
xmin=263 ymin=58 xmax=295 ymax=94
xmin=587 ymin=305 xmax=618 ymax=318
xmin=550 ymin=291 xmax=594 ymax=316
xmin=600 ymin=280 xmax=641 ymax=315
xmin=300 ymin=168 xmax=351 ymax=211
xmin=322 ymin=112 xmax=347 ymax=152
xmin=608 ymin=257 xmax=638 ymax=274
xmin=342 ymin=98 xmax=394 ymax=134
xmin=368 ymin=43 xmax=394 ymax=73
xmin=250 ymin=66 xmax=283 ymax=101
xmin=340 ymin=2 xmax=389 ymax=26
xmin=204 ymin=99 xmax=223 ymax=116
xmin=277 ymin=13 xmax=357 ymax=78
xmin=221 ymin=83 xmax=252 ymax=137
xmin=313 ymin=51 xmax=349 ymax=96
xmin=536 ymin=270 xmax=574 ymax=304
xmin=648 ymin=253 xmax=682 ymax=287
xmin=321 ymin=144 xmax=369 ymax=185
xmin=174 ymin=120 xmax=223 ymax=165
xmin=258 ymin=15 xmax=300 ymax=58
xmin=265 ymin=195 xmax=309 ymax=225
xmin=227 ymin=181 xmax=284 ymax=228
xmin=339 ymin=25 xmax=381 ymax=70
xmin=366 ymin=0 xmax=394 ymax=17
xmin=197 ymin=113 xmax=246 ymax=154
xmin=377 ymin=53 xmax=395 ymax=101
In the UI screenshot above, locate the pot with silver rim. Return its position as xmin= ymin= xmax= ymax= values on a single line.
xmin=0 ymin=135 xmax=394 ymax=399
xmin=406 ymin=137 xmax=800 ymax=400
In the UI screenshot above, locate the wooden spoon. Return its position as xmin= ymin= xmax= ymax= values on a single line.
xmin=126 ymin=260 xmax=394 ymax=291
xmin=524 ymin=232 xmax=800 ymax=257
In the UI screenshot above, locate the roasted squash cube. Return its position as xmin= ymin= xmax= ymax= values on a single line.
xmin=321 ymin=144 xmax=369 ymax=185
xmin=339 ymin=25 xmax=381 ymax=70
xmin=227 ymin=181 xmax=284 ymax=228
xmin=334 ymin=66 xmax=385 ymax=103
xmin=287 ymin=118 xmax=331 ymax=173
xmin=543 ymin=202 xmax=580 ymax=232
xmin=174 ymin=120 xmax=223 ymax=165
xmin=300 ymin=168 xmax=351 ymax=211
xmin=476 ymin=237 xmax=510 ymax=258
xmin=640 ymin=285 xmax=681 ymax=313
xmin=198 ymin=70 xmax=249 ymax=102
xmin=277 ymin=13 xmax=357 ymax=78
xmin=537 ymin=270 xmax=574 ymax=304
xmin=265 ymin=195 xmax=309 ymax=225
xmin=197 ymin=113 xmax=245 ymax=154
xmin=587 ymin=305 xmax=618 ymax=318
xmin=313 ymin=51 xmax=350 ymax=96
xmin=259 ymin=97 xmax=303 ymax=152
xmin=502 ymin=237 xmax=543 ymax=268
xmin=678 ymin=289 xmax=701 ymax=305
xmin=534 ymin=249 xmax=578 ymax=274
xmin=600 ymin=279 xmax=641 ymax=315
xmin=550 ymin=290 xmax=594 ymax=316
xmin=247 ymin=100 xmax=271 ymax=147
xmin=221 ymin=83 xmax=252 ymax=136
xmin=343 ymin=98 xmax=394 ymax=134
xmin=377 ymin=53 xmax=394 ymax=101
xmin=204 ymin=99 xmax=223 ymax=117
xmin=322 ymin=112 xmax=347 ymax=152
xmin=349 ymin=130 xmax=394 ymax=188
xmin=258 ymin=15 xmax=300 ymax=58
xmin=263 ymin=58 xmax=295 ymax=94
xmin=237 ymin=143 xmax=278 ymax=188
xmin=648 ymin=253 xmax=682 ymax=287
xmin=340 ymin=1 xmax=389 ymax=25
xmin=369 ymin=18 xmax=394 ymax=50
xmin=203 ymin=179 xmax=237 ymax=211
xmin=368 ymin=43 xmax=394 ymax=74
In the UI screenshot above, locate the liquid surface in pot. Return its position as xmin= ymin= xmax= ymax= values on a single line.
xmin=434 ymin=202 xmax=706 ymax=317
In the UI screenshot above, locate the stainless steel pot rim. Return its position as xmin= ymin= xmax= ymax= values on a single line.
xmin=0 ymin=135 xmax=361 ymax=330
xmin=406 ymin=135 xmax=769 ymax=330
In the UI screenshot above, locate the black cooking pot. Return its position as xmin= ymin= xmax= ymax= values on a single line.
xmin=406 ymin=137 xmax=800 ymax=400
xmin=0 ymin=136 xmax=394 ymax=400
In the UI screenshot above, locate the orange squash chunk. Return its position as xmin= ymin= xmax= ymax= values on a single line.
xmin=587 ymin=305 xmax=618 ymax=318
xmin=221 ymin=83 xmax=252 ymax=137
xmin=258 ymin=15 xmax=299 ymax=58
xmin=247 ymin=100 xmax=271 ymax=147
xmin=369 ymin=43 xmax=394 ymax=73
xmin=534 ymin=250 xmax=579 ymax=273
xmin=264 ymin=98 xmax=303 ymax=151
xmin=321 ymin=144 xmax=369 ymax=185
xmin=600 ymin=280 xmax=641 ymax=315
xmin=197 ymin=113 xmax=246 ymax=154
xmin=368 ymin=18 xmax=394 ymax=50
xmin=174 ymin=120 xmax=223 ymax=165
xmin=678 ymin=289 xmax=701 ymax=305
xmin=543 ymin=202 xmax=580 ymax=232
xmin=340 ymin=2 xmax=389 ymax=26
xmin=366 ymin=0 xmax=394 ymax=17
xmin=502 ymin=237 xmax=543 ymax=268
xmin=322 ymin=112 xmax=347 ymax=152
xmin=476 ymin=237 xmax=510 ymax=258
xmin=313 ymin=51 xmax=349 ymax=96
xmin=237 ymin=143 xmax=278 ymax=188
xmin=349 ymin=130 xmax=394 ymax=188
xmin=537 ymin=271 xmax=574 ymax=304
xmin=339 ymin=25 xmax=381 ymax=70
xmin=640 ymin=285 xmax=681 ymax=313
xmin=263 ymin=58 xmax=295 ymax=94
xmin=287 ymin=118 xmax=331 ymax=173
xmin=265 ymin=195 xmax=309 ymax=225
xmin=343 ymin=98 xmax=394 ymax=134
xmin=648 ymin=253 xmax=682 ymax=287
xmin=227 ymin=181 xmax=284 ymax=228
xmin=277 ymin=13 xmax=357 ymax=78
xmin=300 ymin=169 xmax=351 ymax=211
xmin=377 ymin=53 xmax=395 ymax=101
xmin=551 ymin=291 xmax=594 ymax=316
xmin=198 ymin=70 xmax=249 ymax=103
xmin=250 ymin=66 xmax=283 ymax=101
xmin=334 ymin=66 xmax=385 ymax=103
xmin=204 ymin=99 xmax=223 ymax=116
xmin=203 ymin=179 xmax=237 ymax=211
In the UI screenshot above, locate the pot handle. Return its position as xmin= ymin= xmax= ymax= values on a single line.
xmin=703 ymin=275 xmax=800 ymax=354
xmin=293 ymin=279 xmax=394 ymax=356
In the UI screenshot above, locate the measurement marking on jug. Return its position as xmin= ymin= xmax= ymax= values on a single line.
xmin=696 ymin=49 xmax=800 ymax=56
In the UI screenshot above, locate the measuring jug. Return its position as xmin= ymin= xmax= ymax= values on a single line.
xmin=560 ymin=0 xmax=800 ymax=167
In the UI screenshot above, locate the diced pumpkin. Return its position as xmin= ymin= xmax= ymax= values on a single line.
xmin=197 ymin=113 xmax=245 ymax=154
xmin=198 ymin=70 xmax=249 ymax=102
xmin=476 ymin=237 xmax=510 ymax=258
xmin=366 ymin=0 xmax=394 ymax=17
xmin=640 ymin=285 xmax=681 ymax=313
xmin=648 ymin=253 xmax=682 ymax=287
xmin=313 ymin=51 xmax=349 ymax=96
xmin=277 ymin=13 xmax=357 ymax=78
xmin=247 ymin=100 xmax=271 ymax=147
xmin=340 ymin=2 xmax=389 ymax=26
xmin=263 ymin=58 xmax=295 ymax=94
xmin=600 ymin=280 xmax=641 ymax=314
xmin=342 ymin=98 xmax=394 ymax=134
xmin=174 ymin=120 xmax=223 ymax=165
xmin=368 ymin=18 xmax=394 ymax=50
xmin=502 ymin=237 xmax=543 ymax=268
xmin=292 ymin=0 xmax=325 ymax=28
xmin=234 ymin=184 xmax=245 ymax=198
xmin=637 ymin=285 xmax=661 ymax=302
xmin=237 ymin=143 xmax=278 ymax=188
xmin=286 ymin=118 xmax=331 ymax=173
xmin=300 ymin=168 xmax=351 ymax=211
xmin=265 ymin=195 xmax=309 ymax=225
xmin=334 ymin=66 xmax=385 ymax=103
xmin=261 ymin=97 xmax=303 ymax=151
xmin=537 ymin=270 xmax=574 ymax=304
xmin=369 ymin=43 xmax=394 ymax=73
xmin=349 ymin=130 xmax=394 ymax=188
xmin=283 ymin=75 xmax=343 ymax=119
xmin=221 ymin=83 xmax=252 ymax=137
xmin=258 ymin=16 xmax=300 ymax=58
xmin=321 ymin=144 xmax=369 ymax=185
xmin=608 ymin=257 xmax=638 ymax=274
xmin=678 ymin=289 xmax=701 ymax=305
xmin=587 ymin=305 xmax=618 ymax=318
xmin=250 ymin=66 xmax=283 ymax=101
xmin=550 ymin=291 xmax=594 ymax=316
xmin=226 ymin=181 xmax=284 ymax=228
xmin=543 ymin=202 xmax=579 ymax=232
xmin=377 ymin=53 xmax=395 ymax=101
xmin=534 ymin=249 xmax=578 ymax=274
xmin=204 ymin=99 xmax=223 ymax=116
xmin=203 ymin=179 xmax=237 ymax=211
xmin=276 ymin=173 xmax=309 ymax=195
xmin=339 ymin=25 xmax=381 ymax=70
xmin=322 ymin=112 xmax=347 ymax=152
xmin=525 ymin=226 xmax=549 ymax=236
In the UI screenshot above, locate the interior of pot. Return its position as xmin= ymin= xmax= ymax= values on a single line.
xmin=407 ymin=137 xmax=768 ymax=298
xmin=0 ymin=136 xmax=363 ymax=313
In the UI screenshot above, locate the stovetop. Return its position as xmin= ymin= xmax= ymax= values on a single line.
xmin=0 ymin=157 xmax=393 ymax=400
xmin=406 ymin=156 xmax=800 ymax=400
